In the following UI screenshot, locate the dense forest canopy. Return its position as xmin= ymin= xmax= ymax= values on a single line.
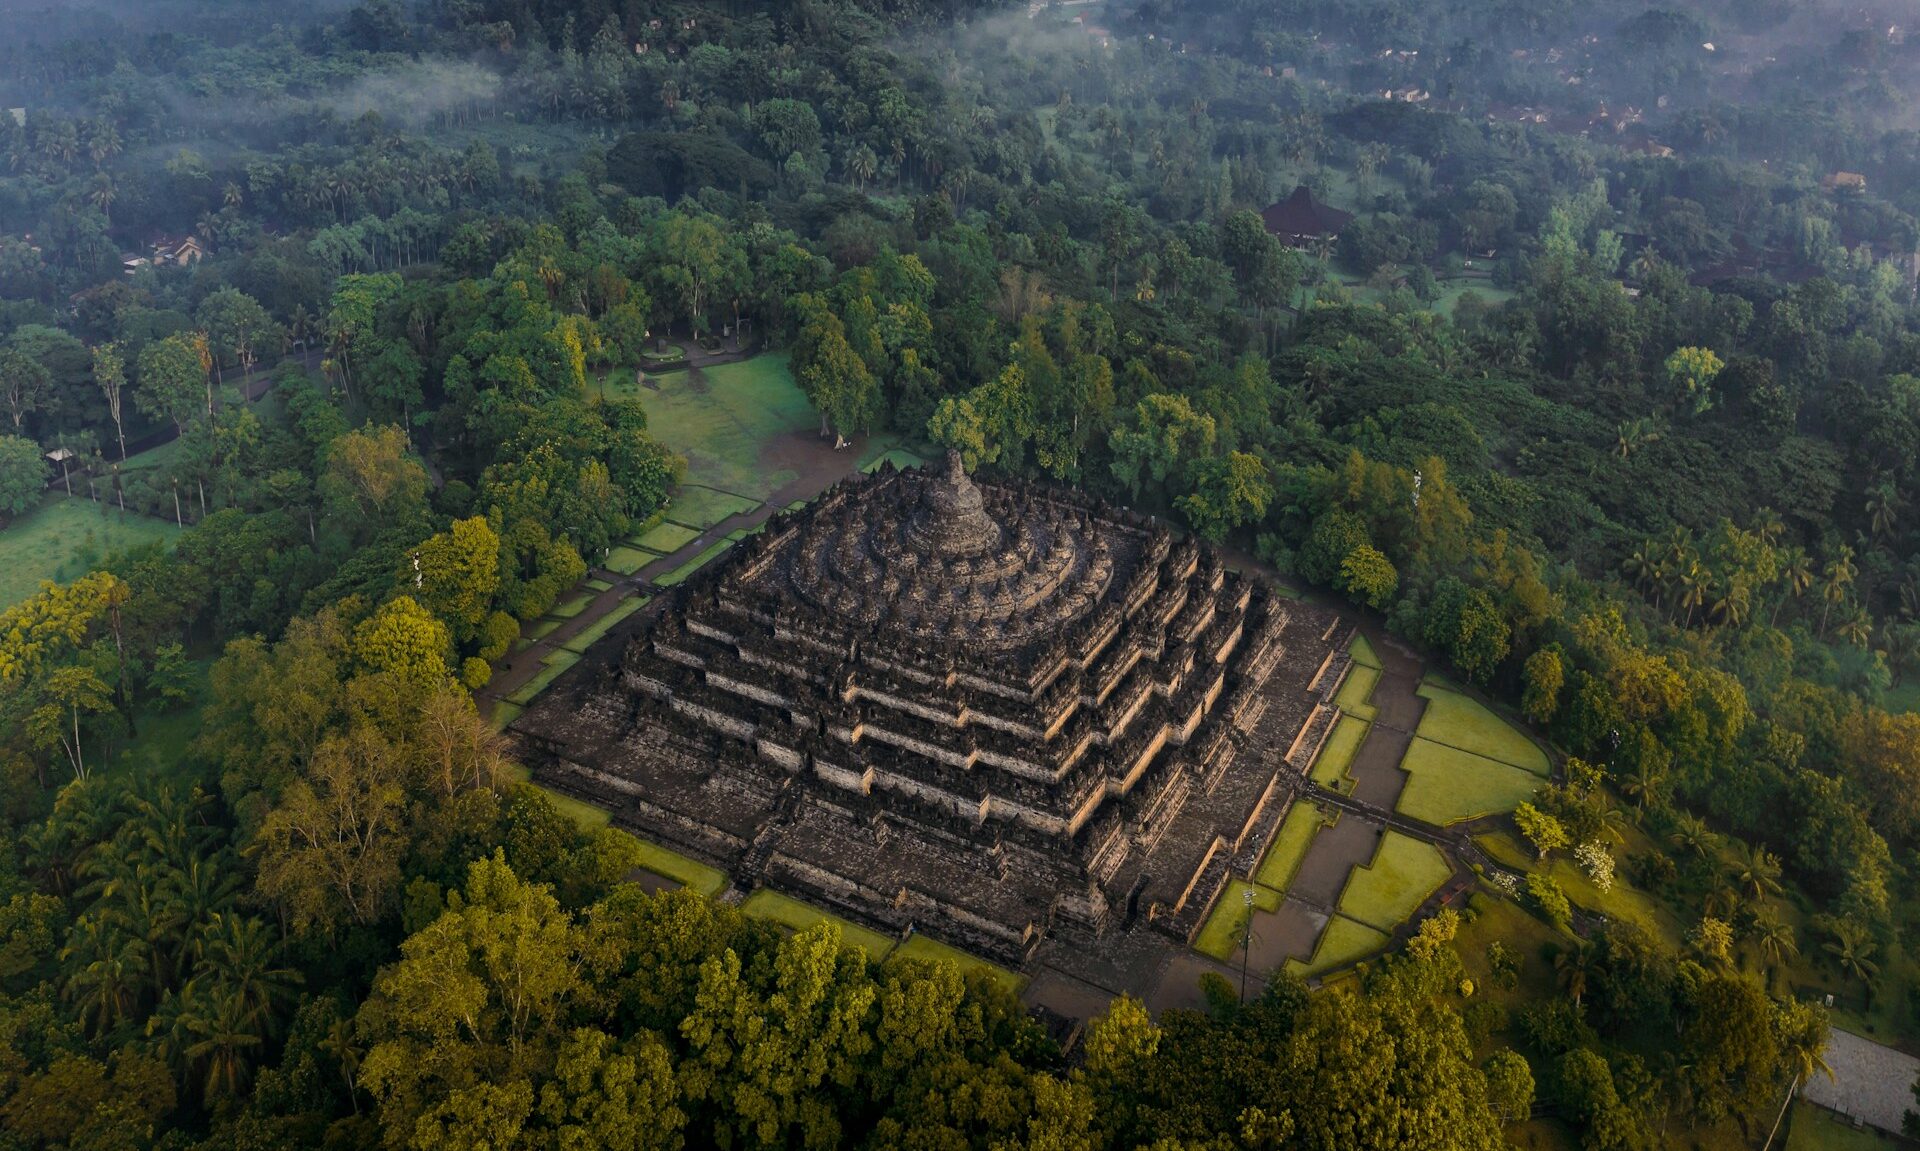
xmin=2 ymin=0 xmax=1920 ymax=1147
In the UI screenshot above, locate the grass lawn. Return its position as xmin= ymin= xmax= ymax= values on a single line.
xmin=610 ymin=353 xmax=815 ymax=501
xmin=623 ymin=833 xmax=728 ymax=897
xmin=584 ymin=578 xmax=612 ymax=592
xmin=1883 ymin=680 xmax=1920 ymax=714
xmin=526 ymin=617 xmax=563 ymax=640
xmin=1310 ymin=715 xmax=1369 ymax=792
xmin=1285 ymin=914 xmax=1390 ymax=979
xmin=489 ymin=701 xmax=524 ymax=732
xmin=742 ymin=889 xmax=899 ymax=959
xmin=1256 ymin=802 xmax=1329 ymax=892
xmin=0 ymin=496 xmax=181 ymax=609
xmin=605 ymin=545 xmax=658 ymax=575
xmin=1786 ymin=1103 xmax=1902 ymax=1151
xmin=1335 ymin=662 xmax=1381 ymax=721
xmin=1414 ymin=685 xmax=1549 ymax=775
xmin=665 ymin=485 xmax=759 ymax=530
xmin=1195 ymin=879 xmax=1284 ymax=961
xmin=635 ymin=519 xmax=705 ymax=553
xmin=654 ymin=539 xmax=733 ymax=587
xmin=548 ymin=591 xmax=594 ymax=619
xmin=864 ymin=447 xmax=928 ymax=473
xmin=1396 ymin=738 xmax=1543 ymax=826
xmin=1349 ymin=632 xmax=1382 ymax=669
xmin=890 ymin=934 xmax=1027 ymax=995
xmin=1336 ymin=831 xmax=1453 ymax=932
xmin=505 ymin=648 xmax=583 ymax=706
xmin=1476 ymin=828 xmax=1685 ymax=942
xmin=505 ymin=762 xmax=612 ymax=832
xmin=560 ymin=595 xmax=650 ymax=654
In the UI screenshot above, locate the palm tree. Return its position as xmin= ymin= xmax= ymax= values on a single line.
xmin=1669 ymin=811 xmax=1718 ymax=859
xmin=1553 ymin=939 xmax=1598 ymax=1007
xmin=1820 ymin=546 xmax=1857 ymax=636
xmin=1837 ymin=605 xmax=1873 ymax=649
xmin=1752 ymin=506 xmax=1785 ymax=548
xmin=196 ymin=913 xmax=301 ymax=1032
xmin=1822 ymin=923 xmax=1880 ymax=1008
xmin=88 ymin=173 xmax=116 ymax=222
xmin=1615 ymin=416 xmax=1662 ymax=460
xmin=1748 ymin=909 xmax=1797 ymax=970
xmin=1729 ymin=843 xmax=1782 ymax=902
xmin=1866 ymin=481 xmax=1901 ymax=541
xmin=1619 ymin=759 xmax=1666 ymax=813
xmin=1774 ymin=546 xmax=1815 ymax=626
xmin=60 ymin=916 xmax=148 ymax=1036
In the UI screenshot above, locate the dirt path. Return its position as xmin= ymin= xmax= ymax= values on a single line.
xmin=476 ymin=429 xmax=879 ymax=717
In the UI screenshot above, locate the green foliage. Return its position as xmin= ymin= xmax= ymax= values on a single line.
xmin=0 ymin=435 xmax=46 ymax=519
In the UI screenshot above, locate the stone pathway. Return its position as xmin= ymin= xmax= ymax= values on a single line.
xmin=1799 ymin=1028 xmax=1920 ymax=1136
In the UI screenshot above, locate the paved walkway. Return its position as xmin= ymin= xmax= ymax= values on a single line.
xmin=1799 ymin=1028 xmax=1920 ymax=1135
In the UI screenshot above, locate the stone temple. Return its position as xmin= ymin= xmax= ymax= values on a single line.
xmin=512 ymin=452 xmax=1352 ymax=965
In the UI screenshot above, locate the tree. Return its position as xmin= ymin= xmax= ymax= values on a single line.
xmin=1481 ymin=1050 xmax=1534 ymax=1124
xmin=135 ymin=335 xmax=207 ymax=436
xmin=1178 ymin=451 xmax=1273 ymax=543
xmin=253 ymin=727 xmax=409 ymax=935
xmin=351 ymin=596 xmax=451 ymax=692
xmin=196 ymin=288 xmax=281 ymax=382
xmin=0 ymin=346 xmax=51 ymax=431
xmin=1521 ymin=648 xmax=1565 ymax=724
xmin=794 ymin=315 xmax=879 ymax=442
xmin=25 ymin=662 xmax=116 ymax=779
xmin=1108 ymin=393 xmax=1215 ymax=500
xmin=1515 ymin=803 xmax=1568 ymax=859
xmin=1424 ymin=578 xmax=1510 ymax=684
xmin=92 ymin=342 xmax=128 ymax=465
xmin=319 ymin=424 xmax=429 ymax=531
xmin=1334 ymin=543 xmax=1398 ymax=609
xmin=412 ymin=517 xmax=501 ymax=646
xmin=1664 ymin=346 xmax=1724 ymax=417
xmin=0 ymin=433 xmax=46 ymax=519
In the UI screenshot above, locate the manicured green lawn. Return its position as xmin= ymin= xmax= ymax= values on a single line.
xmin=623 ymin=833 xmax=728 ymax=897
xmin=605 ymin=545 xmax=658 ymax=575
xmin=488 ymin=701 xmax=524 ymax=732
xmin=1310 ymin=714 xmax=1369 ymax=792
xmin=1285 ymin=915 xmax=1390 ymax=979
xmin=890 ymin=934 xmax=1027 ymax=994
xmin=505 ymin=648 xmax=582 ymax=706
xmin=584 ymin=578 xmax=612 ymax=592
xmin=1786 ymin=1103 xmax=1901 ymax=1151
xmin=1414 ymin=685 xmax=1549 ymax=775
xmin=526 ymin=617 xmax=563 ymax=640
xmin=864 ymin=447 xmax=927 ymax=473
xmin=1195 ymin=879 xmax=1283 ymax=961
xmin=609 ymin=353 xmax=816 ymax=501
xmin=0 ymin=496 xmax=181 ymax=610
xmin=742 ymin=889 xmax=899 ymax=959
xmin=1335 ymin=662 xmax=1380 ymax=721
xmin=663 ymin=485 xmax=759 ymax=530
xmin=1348 ymin=632 xmax=1382 ymax=670
xmin=560 ymin=595 xmax=650 ymax=654
xmin=1336 ymin=831 xmax=1453 ymax=932
xmin=1256 ymin=803 xmax=1328 ymax=892
xmin=548 ymin=591 xmax=594 ymax=619
xmin=654 ymin=539 xmax=734 ymax=587
xmin=635 ymin=519 xmax=705 ymax=553
xmin=1395 ymin=738 xmax=1542 ymax=826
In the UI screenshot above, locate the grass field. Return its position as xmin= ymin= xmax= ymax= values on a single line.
xmin=742 ymin=889 xmax=899 ymax=959
xmin=1195 ymin=879 xmax=1284 ymax=961
xmin=1396 ymin=738 xmax=1542 ymax=825
xmin=1336 ymin=831 xmax=1453 ymax=932
xmin=664 ymin=485 xmax=760 ymax=530
xmin=636 ymin=519 xmax=707 ymax=553
xmin=0 ymin=496 xmax=181 ymax=609
xmin=611 ymin=354 xmax=816 ymax=501
xmin=1335 ymin=662 xmax=1381 ymax=721
xmin=1476 ymin=829 xmax=1682 ymax=940
xmin=1286 ymin=914 xmax=1390 ymax=979
xmin=1255 ymin=802 xmax=1329 ymax=892
xmin=605 ymin=544 xmax=658 ymax=575
xmin=1414 ymin=685 xmax=1549 ymax=775
xmin=505 ymin=648 xmax=583 ymax=706
xmin=1349 ymin=632 xmax=1383 ymax=669
xmin=654 ymin=539 xmax=733 ymax=587
xmin=548 ymin=591 xmax=594 ymax=619
xmin=560 ymin=595 xmax=650 ymax=654
xmin=1785 ymin=1104 xmax=1901 ymax=1151
xmin=623 ymin=833 xmax=728 ymax=897
xmin=489 ymin=701 xmax=524 ymax=732
xmin=1310 ymin=715 xmax=1369 ymax=792
xmin=890 ymin=934 xmax=1027 ymax=994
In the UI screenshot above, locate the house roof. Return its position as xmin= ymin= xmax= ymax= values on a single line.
xmin=1260 ymin=185 xmax=1354 ymax=238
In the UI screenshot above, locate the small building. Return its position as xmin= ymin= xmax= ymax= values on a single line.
xmin=148 ymin=234 xmax=208 ymax=266
xmin=1821 ymin=171 xmax=1868 ymax=194
xmin=1259 ymin=185 xmax=1354 ymax=249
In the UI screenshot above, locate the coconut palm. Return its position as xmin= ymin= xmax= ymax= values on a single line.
xmin=1820 ymin=546 xmax=1857 ymax=636
xmin=1866 ymin=481 xmax=1901 ymax=541
xmin=1553 ymin=939 xmax=1598 ymax=1007
xmin=1748 ymin=909 xmax=1797 ymax=969
xmin=1729 ymin=842 xmax=1782 ymax=902
xmin=1619 ymin=759 xmax=1666 ymax=813
xmin=1773 ymin=546 xmax=1815 ymax=626
xmin=1669 ymin=811 xmax=1718 ymax=859
xmin=1822 ymin=923 xmax=1880 ymax=1008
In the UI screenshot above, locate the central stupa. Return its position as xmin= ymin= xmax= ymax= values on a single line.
xmin=513 ymin=454 xmax=1348 ymax=964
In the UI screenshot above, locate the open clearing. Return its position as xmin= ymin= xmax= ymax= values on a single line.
xmin=1336 ymin=831 xmax=1452 ymax=932
xmin=1396 ymin=738 xmax=1542 ymax=825
xmin=741 ymin=889 xmax=899 ymax=959
xmin=610 ymin=354 xmax=816 ymax=501
xmin=0 ymin=496 xmax=180 ymax=609
xmin=1414 ymin=684 xmax=1549 ymax=774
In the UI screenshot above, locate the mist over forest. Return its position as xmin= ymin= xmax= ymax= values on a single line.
xmin=2 ymin=1 xmax=1920 ymax=1149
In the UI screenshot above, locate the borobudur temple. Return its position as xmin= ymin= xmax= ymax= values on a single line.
xmin=511 ymin=451 xmax=1354 ymax=965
